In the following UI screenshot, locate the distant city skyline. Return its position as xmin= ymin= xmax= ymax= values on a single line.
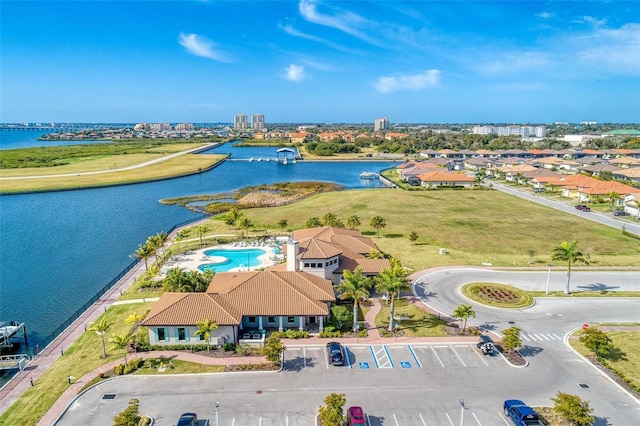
xmin=2 ymin=1 xmax=639 ymax=123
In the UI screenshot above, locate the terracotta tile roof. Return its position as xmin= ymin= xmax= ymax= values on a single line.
xmin=141 ymin=293 xmax=242 ymax=326
xmin=616 ymin=168 xmax=640 ymax=178
xmin=417 ymin=170 xmax=475 ymax=182
xmin=292 ymin=226 xmax=378 ymax=257
xmin=340 ymin=258 xmax=391 ymax=274
xmin=207 ymin=271 xmax=335 ymax=316
xmin=298 ymin=238 xmax=342 ymax=259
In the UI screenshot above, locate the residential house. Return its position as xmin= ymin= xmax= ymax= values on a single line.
xmin=614 ymin=168 xmax=640 ymax=183
xmin=417 ymin=170 xmax=476 ymax=188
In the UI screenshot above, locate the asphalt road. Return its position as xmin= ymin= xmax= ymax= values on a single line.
xmin=56 ymin=269 xmax=640 ymax=426
xmin=488 ymin=181 xmax=640 ymax=235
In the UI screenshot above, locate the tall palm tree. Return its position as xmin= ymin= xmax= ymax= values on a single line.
xmin=238 ymin=216 xmax=253 ymax=239
xmin=226 ymin=207 xmax=243 ymax=234
xmin=370 ymin=215 xmax=386 ymax=238
xmin=176 ymin=229 xmax=191 ymax=251
xmin=196 ymin=225 xmax=210 ymax=247
xmin=88 ymin=318 xmax=113 ymax=358
xmin=195 ymin=318 xmax=219 ymax=353
xmin=375 ymin=260 xmax=410 ymax=332
xmin=552 ymin=240 xmax=589 ymax=294
xmin=125 ymin=312 xmax=145 ymax=342
xmin=346 ymin=215 xmax=361 ymax=230
xmin=133 ymin=243 xmax=154 ymax=271
xmin=336 ymin=267 xmax=370 ymax=332
xmin=110 ymin=332 xmax=133 ymax=364
xmin=452 ymin=304 xmax=476 ymax=332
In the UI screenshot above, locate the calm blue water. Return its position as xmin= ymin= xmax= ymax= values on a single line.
xmin=198 ymin=248 xmax=267 ymax=272
xmin=0 ymin=134 xmax=398 ymax=349
xmin=0 ymin=129 xmax=112 ymax=149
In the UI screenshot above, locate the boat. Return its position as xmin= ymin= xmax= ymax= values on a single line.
xmin=359 ymin=171 xmax=379 ymax=179
xmin=257 ymin=158 xmax=262 ymax=162
xmin=248 ymin=158 xmax=254 ymax=162
xmin=266 ymin=158 xmax=271 ymax=162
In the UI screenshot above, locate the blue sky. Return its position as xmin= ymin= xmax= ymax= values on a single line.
xmin=2 ymin=1 xmax=639 ymax=124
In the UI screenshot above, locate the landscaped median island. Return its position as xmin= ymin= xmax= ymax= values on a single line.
xmin=462 ymin=282 xmax=535 ymax=308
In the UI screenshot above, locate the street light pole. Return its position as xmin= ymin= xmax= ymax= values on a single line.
xmin=459 ymin=399 xmax=467 ymax=426
xmin=546 ymin=264 xmax=552 ymax=295
xmin=215 ymin=401 xmax=220 ymax=426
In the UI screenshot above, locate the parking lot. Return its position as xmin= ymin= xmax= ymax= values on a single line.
xmin=283 ymin=343 xmax=504 ymax=372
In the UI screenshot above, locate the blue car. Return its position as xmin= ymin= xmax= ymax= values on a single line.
xmin=177 ymin=412 xmax=198 ymax=426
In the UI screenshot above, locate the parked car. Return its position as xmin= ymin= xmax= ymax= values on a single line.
xmin=326 ymin=341 xmax=344 ymax=366
xmin=176 ymin=412 xmax=198 ymax=426
xmin=347 ymin=406 xmax=367 ymax=425
xmin=503 ymin=400 xmax=543 ymax=426
xmin=575 ymin=204 xmax=591 ymax=212
xmin=477 ymin=335 xmax=495 ymax=355
xmin=613 ymin=210 xmax=629 ymax=216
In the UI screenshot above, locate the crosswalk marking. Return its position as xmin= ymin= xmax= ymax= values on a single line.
xmin=521 ymin=332 xmax=562 ymax=342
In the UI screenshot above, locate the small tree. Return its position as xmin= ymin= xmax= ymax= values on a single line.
xmin=580 ymin=327 xmax=613 ymax=360
xmin=408 ymin=231 xmax=419 ymax=244
xmin=336 ymin=267 xmax=370 ymax=332
xmin=527 ymin=249 xmax=536 ymax=263
xmin=330 ymin=305 xmax=353 ymax=332
xmin=125 ymin=312 xmax=145 ymax=343
xmin=110 ymin=332 xmax=133 ymax=364
xmin=452 ymin=304 xmax=476 ymax=332
xmin=261 ymin=335 xmax=285 ymax=367
xmin=277 ymin=219 xmax=288 ymax=232
xmin=304 ymin=216 xmax=322 ymax=228
xmin=370 ymin=215 xmax=386 ymax=238
xmin=88 ymin=317 xmax=113 ymax=358
xmin=552 ymin=392 xmax=594 ymax=426
xmin=195 ymin=318 xmax=219 ymax=353
xmin=501 ymin=326 xmax=523 ymax=354
xmin=113 ymin=398 xmax=141 ymax=426
xmin=552 ymin=240 xmax=589 ymax=294
xmin=318 ymin=392 xmax=346 ymax=426
xmin=346 ymin=214 xmax=361 ymax=229
xmin=196 ymin=225 xmax=210 ymax=247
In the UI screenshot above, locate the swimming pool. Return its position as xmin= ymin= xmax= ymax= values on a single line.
xmin=198 ymin=248 xmax=267 ymax=273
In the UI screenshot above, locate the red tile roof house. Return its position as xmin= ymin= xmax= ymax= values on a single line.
xmin=141 ymin=227 xmax=389 ymax=347
xmin=417 ymin=170 xmax=476 ymax=188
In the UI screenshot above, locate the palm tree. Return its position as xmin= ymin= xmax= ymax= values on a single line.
xmin=176 ymin=229 xmax=191 ymax=251
xmin=88 ymin=318 xmax=113 ymax=358
xmin=346 ymin=215 xmax=361 ymax=230
xmin=336 ymin=268 xmax=370 ymax=332
xmin=304 ymin=216 xmax=322 ymax=228
xmin=226 ymin=207 xmax=244 ymax=234
xmin=552 ymin=240 xmax=589 ymax=294
xmin=608 ymin=191 xmax=620 ymax=208
xmin=370 ymin=215 xmax=386 ymax=238
xmin=452 ymin=304 xmax=476 ymax=332
xmin=110 ymin=332 xmax=133 ymax=364
xmin=195 ymin=318 xmax=219 ymax=353
xmin=277 ymin=219 xmax=288 ymax=233
xmin=375 ymin=260 xmax=410 ymax=332
xmin=133 ymin=243 xmax=154 ymax=271
xmin=196 ymin=225 xmax=210 ymax=246
xmin=237 ymin=216 xmax=253 ymax=239
xmin=125 ymin=312 xmax=145 ymax=342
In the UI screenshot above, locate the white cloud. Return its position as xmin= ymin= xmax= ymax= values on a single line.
xmin=178 ymin=32 xmax=230 ymax=62
xmin=298 ymin=0 xmax=378 ymax=45
xmin=536 ymin=12 xmax=552 ymax=19
xmin=475 ymin=51 xmax=552 ymax=75
xmin=374 ymin=70 xmax=441 ymax=94
xmin=285 ymin=64 xmax=305 ymax=81
xmin=574 ymin=23 xmax=640 ymax=75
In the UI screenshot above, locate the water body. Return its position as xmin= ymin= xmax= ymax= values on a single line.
xmin=0 ymin=129 xmax=112 ymax=150
xmin=0 ymin=136 xmax=397 ymax=348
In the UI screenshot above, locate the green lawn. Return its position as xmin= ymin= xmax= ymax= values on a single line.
xmin=375 ymin=299 xmax=449 ymax=337
xmin=232 ymin=189 xmax=639 ymax=268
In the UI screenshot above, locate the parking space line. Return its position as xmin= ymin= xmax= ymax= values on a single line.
xmin=369 ymin=345 xmax=380 ymax=368
xmin=258 ymin=417 xmax=262 ymax=425
xmin=431 ymin=346 xmax=445 ymax=368
xmin=472 ymin=345 xmax=489 ymax=366
xmin=393 ymin=413 xmax=399 ymax=425
xmin=419 ymin=413 xmax=427 ymax=425
xmin=383 ymin=345 xmax=395 ymax=368
xmin=445 ymin=412 xmax=455 ymax=425
xmin=498 ymin=411 xmax=511 ymax=425
xmin=449 ymin=345 xmax=467 ymax=367
xmin=408 ymin=345 xmax=423 ymax=368
xmin=472 ymin=412 xmax=482 ymax=425
xmin=303 ymin=346 xmax=307 ymax=369
xmin=231 ymin=418 xmax=235 ymax=426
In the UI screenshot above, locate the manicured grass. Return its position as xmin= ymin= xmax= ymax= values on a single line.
xmin=0 ymin=304 xmax=154 ymax=426
xmin=462 ymin=283 xmax=534 ymax=308
xmin=0 ymin=149 xmax=225 ymax=193
xmin=132 ymin=359 xmax=226 ymax=375
xmin=232 ymin=189 xmax=640 ymax=268
xmin=375 ymin=299 xmax=449 ymax=337
xmin=570 ymin=326 xmax=640 ymax=393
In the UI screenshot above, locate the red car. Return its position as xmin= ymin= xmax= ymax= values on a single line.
xmin=575 ymin=204 xmax=591 ymax=212
xmin=347 ymin=406 xmax=367 ymax=425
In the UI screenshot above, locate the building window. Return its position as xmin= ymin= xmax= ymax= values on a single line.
xmin=177 ymin=328 xmax=186 ymax=341
xmin=304 ymin=263 xmax=310 ymax=268
xmin=287 ymin=317 xmax=295 ymax=323
xmin=248 ymin=316 xmax=256 ymax=324
xmin=157 ymin=328 xmax=166 ymax=341
xmin=268 ymin=316 xmax=275 ymax=323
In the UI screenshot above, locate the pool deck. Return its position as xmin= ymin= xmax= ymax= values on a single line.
xmin=162 ymin=243 xmax=283 ymax=274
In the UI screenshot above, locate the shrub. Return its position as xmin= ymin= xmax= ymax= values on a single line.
xmin=319 ymin=330 xmax=342 ymax=338
xmin=222 ymin=342 xmax=236 ymax=352
xmin=113 ymin=364 xmax=125 ymax=376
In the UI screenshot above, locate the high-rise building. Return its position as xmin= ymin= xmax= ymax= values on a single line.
xmin=234 ymin=114 xmax=248 ymax=130
xmin=374 ymin=117 xmax=390 ymax=131
xmin=251 ymin=114 xmax=265 ymax=130
xmin=472 ymin=125 xmax=546 ymax=138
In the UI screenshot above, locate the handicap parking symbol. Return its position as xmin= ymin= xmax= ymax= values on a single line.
xmin=400 ymin=361 xmax=411 ymax=368
xmin=359 ymin=362 xmax=370 ymax=369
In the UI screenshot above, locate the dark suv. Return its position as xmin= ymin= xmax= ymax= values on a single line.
xmin=326 ymin=342 xmax=344 ymax=366
xmin=177 ymin=412 xmax=197 ymax=426
xmin=575 ymin=204 xmax=590 ymax=212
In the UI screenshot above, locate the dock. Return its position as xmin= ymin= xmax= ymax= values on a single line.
xmin=0 ymin=321 xmax=27 ymax=350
